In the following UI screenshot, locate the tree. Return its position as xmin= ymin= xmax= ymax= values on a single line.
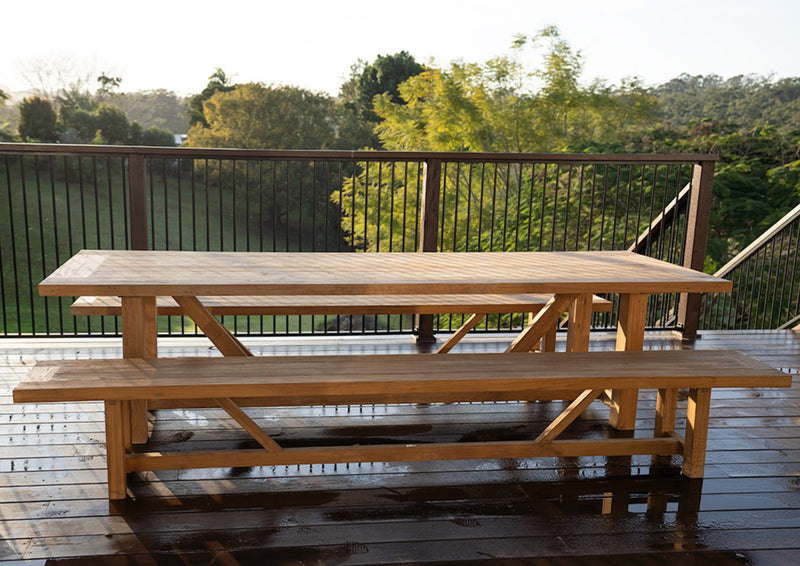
xmin=353 ymin=51 xmax=424 ymax=122
xmin=188 ymin=82 xmax=336 ymax=149
xmin=18 ymin=96 xmax=58 ymax=142
xmin=115 ymin=89 xmax=188 ymax=133
xmin=0 ymin=89 xmax=15 ymax=141
xmin=188 ymin=68 xmax=235 ymax=127
xmin=141 ymin=125 xmax=176 ymax=146
xmin=96 ymin=73 xmax=122 ymax=101
xmin=95 ymin=104 xmax=130 ymax=144
xmin=337 ymin=53 xmax=424 ymax=149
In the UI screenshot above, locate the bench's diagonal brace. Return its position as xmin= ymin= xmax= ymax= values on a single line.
xmin=173 ymin=296 xmax=253 ymax=357
xmin=215 ymin=397 xmax=282 ymax=452
xmin=506 ymin=294 xmax=579 ymax=353
xmin=534 ymin=389 xmax=603 ymax=444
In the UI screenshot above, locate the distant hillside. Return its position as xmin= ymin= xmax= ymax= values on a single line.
xmin=652 ymin=74 xmax=800 ymax=130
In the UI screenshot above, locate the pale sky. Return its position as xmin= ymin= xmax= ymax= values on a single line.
xmin=3 ymin=0 xmax=798 ymax=99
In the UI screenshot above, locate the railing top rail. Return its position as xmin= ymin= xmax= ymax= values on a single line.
xmin=0 ymin=142 xmax=719 ymax=165
xmin=713 ymin=200 xmax=800 ymax=277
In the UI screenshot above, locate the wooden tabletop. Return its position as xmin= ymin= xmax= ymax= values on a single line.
xmin=39 ymin=249 xmax=732 ymax=297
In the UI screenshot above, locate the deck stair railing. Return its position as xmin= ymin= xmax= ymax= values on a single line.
xmin=699 ymin=201 xmax=800 ymax=330
xmin=0 ymin=143 xmax=717 ymax=338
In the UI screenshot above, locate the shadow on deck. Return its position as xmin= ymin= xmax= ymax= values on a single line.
xmin=1 ymin=330 xmax=799 ymax=565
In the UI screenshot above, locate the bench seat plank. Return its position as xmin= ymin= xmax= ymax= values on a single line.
xmin=14 ymin=350 xmax=790 ymax=405
xmin=70 ymin=293 xmax=613 ymax=316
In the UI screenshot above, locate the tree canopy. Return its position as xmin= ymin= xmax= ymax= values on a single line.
xmin=187 ymin=82 xmax=337 ymax=150
xmin=373 ymin=28 xmax=658 ymax=154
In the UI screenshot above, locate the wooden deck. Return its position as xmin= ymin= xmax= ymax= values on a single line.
xmin=1 ymin=330 xmax=799 ymax=565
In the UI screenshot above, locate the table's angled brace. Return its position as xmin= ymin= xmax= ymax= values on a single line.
xmin=121 ymin=296 xmax=157 ymax=444
xmin=173 ymin=296 xmax=253 ymax=357
xmin=608 ymin=293 xmax=648 ymax=430
xmin=506 ymin=294 xmax=579 ymax=353
xmin=436 ymin=313 xmax=486 ymax=354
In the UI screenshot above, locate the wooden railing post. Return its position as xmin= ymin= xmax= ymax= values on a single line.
xmin=678 ymin=159 xmax=716 ymax=340
xmin=414 ymin=158 xmax=442 ymax=343
xmin=128 ymin=152 xmax=148 ymax=250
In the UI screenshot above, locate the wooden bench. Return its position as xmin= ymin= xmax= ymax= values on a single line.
xmin=13 ymin=350 xmax=791 ymax=500
xmin=71 ymin=293 xmax=612 ymax=353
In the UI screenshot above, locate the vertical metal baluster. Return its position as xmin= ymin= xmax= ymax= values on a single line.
xmin=465 ymin=163 xmax=475 ymax=252
xmin=401 ymin=162 xmax=409 ymax=252
xmin=413 ymin=162 xmax=422 ymax=251
xmin=375 ymin=161 xmax=382 ymax=250
xmin=19 ymin=156 xmax=35 ymax=333
xmin=489 ymin=163 xmax=499 ymax=251
xmin=573 ymin=164 xmax=585 ymax=251
xmin=4 ymin=155 xmax=22 ymax=335
xmin=33 ymin=156 xmax=50 ymax=334
xmin=0 ymin=156 xmax=9 ymax=335
xmin=311 ymin=160 xmax=319 ymax=252
xmin=597 ymin=164 xmax=609 ymax=252
xmin=763 ymin=237 xmax=779 ymax=327
xmin=298 ymin=160 xmax=304 ymax=252
xmin=550 ymin=164 xmax=561 ymax=252
xmin=162 ymin=158 xmax=170 ymax=250
xmin=586 ymin=163 xmax=598 ymax=251
xmin=754 ymin=247 xmax=771 ymax=329
xmin=501 ymin=162 xmax=511 ymax=252
xmin=561 ymin=163 xmax=572 ymax=251
xmin=451 ymin=162 xmax=461 ymax=253
xmin=478 ymin=163 xmax=486 ymax=251
xmin=621 ymin=163 xmax=634 ymax=249
xmin=437 ymin=161 xmax=446 ymax=256
xmin=786 ymin=223 xmax=800 ymax=326
xmin=63 ymin=157 xmax=78 ymax=332
xmin=48 ymin=156 xmax=65 ymax=334
xmin=390 ymin=161 xmax=397 ymax=252
xmin=769 ymin=227 xmax=787 ymax=327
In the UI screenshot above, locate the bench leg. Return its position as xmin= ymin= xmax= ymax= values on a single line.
xmin=655 ymin=388 xmax=678 ymax=437
xmin=105 ymin=400 xmax=129 ymax=500
xmin=682 ymin=388 xmax=711 ymax=478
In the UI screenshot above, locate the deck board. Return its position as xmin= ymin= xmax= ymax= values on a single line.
xmin=1 ymin=330 xmax=799 ymax=564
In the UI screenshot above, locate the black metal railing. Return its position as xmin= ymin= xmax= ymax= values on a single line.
xmin=0 ymin=143 xmax=718 ymax=338
xmin=700 ymin=202 xmax=800 ymax=330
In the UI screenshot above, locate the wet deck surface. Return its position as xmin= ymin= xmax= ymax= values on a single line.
xmin=1 ymin=330 xmax=799 ymax=565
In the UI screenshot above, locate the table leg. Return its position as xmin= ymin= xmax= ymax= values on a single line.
xmin=566 ymin=293 xmax=593 ymax=352
xmin=122 ymin=296 xmax=157 ymax=444
xmin=609 ymin=293 xmax=647 ymax=430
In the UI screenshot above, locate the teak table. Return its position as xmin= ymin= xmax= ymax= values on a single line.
xmin=39 ymin=249 xmax=732 ymax=439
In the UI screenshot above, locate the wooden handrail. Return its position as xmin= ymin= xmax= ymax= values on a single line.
xmin=0 ymin=142 xmax=719 ymax=165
